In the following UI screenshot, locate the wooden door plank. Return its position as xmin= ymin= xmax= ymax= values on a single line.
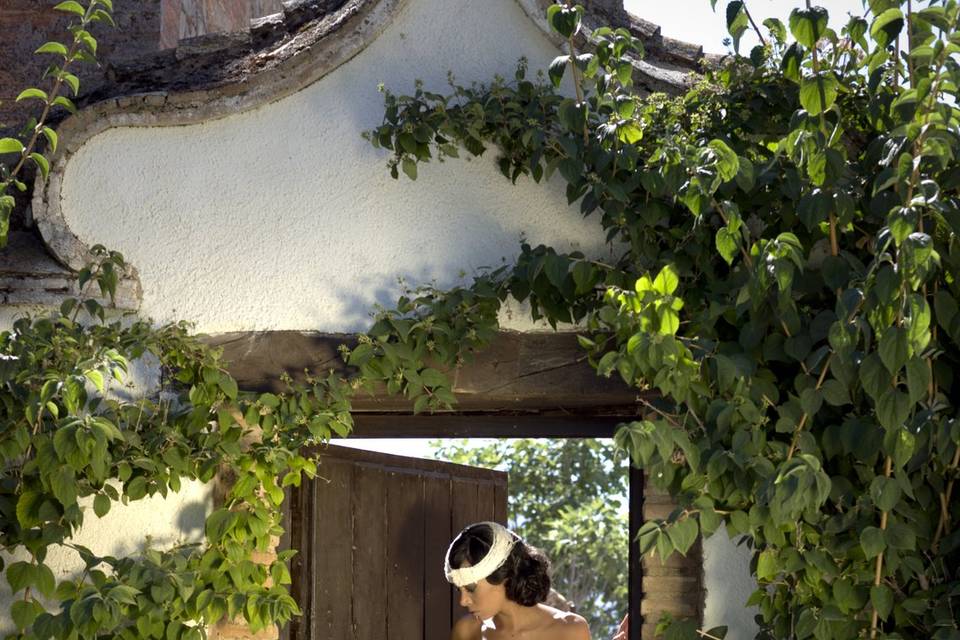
xmin=286 ymin=481 xmax=312 ymax=640
xmin=449 ymin=478 xmax=481 ymax=623
xmin=353 ymin=463 xmax=388 ymax=640
xmin=423 ymin=475 xmax=452 ymax=640
xmin=387 ymin=472 xmax=425 ymax=639
xmin=476 ymin=482 xmax=496 ymax=529
xmin=493 ymin=481 xmax=508 ymax=527
xmin=312 ymin=458 xmax=353 ymax=640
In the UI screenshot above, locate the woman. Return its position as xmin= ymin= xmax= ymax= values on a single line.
xmin=445 ymin=521 xmax=590 ymax=640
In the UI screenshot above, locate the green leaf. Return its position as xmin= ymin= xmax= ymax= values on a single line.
xmin=35 ymin=41 xmax=69 ymax=56
xmin=205 ymin=508 xmax=238 ymax=540
xmin=781 ymin=43 xmax=804 ymax=82
xmin=61 ymin=72 xmax=80 ymax=96
xmin=886 ymin=522 xmax=915 ymax=550
xmin=800 ymin=387 xmax=823 ymax=417
xmin=904 ymin=357 xmax=929 ymax=403
xmin=821 ymin=379 xmax=850 ymax=406
xmin=30 ymin=153 xmax=50 ymax=181
xmin=558 ymin=99 xmax=585 ymax=134
xmin=16 ymin=88 xmax=48 ymax=103
xmin=401 ymin=157 xmax=417 ymax=181
xmin=870 ymin=8 xmax=904 ymax=49
xmin=871 ymin=585 xmax=894 ymax=620
xmin=716 ymin=228 xmax=737 ymax=265
xmin=420 ymin=368 xmax=447 ymax=388
xmin=859 ymin=353 xmax=890 ymax=401
xmin=125 ymin=475 xmax=148 ymax=500
xmin=666 ymin=517 xmax=698 ymax=555
xmin=16 ymin=491 xmax=42 ymax=528
xmin=757 ymin=549 xmax=778 ymax=580
xmin=870 ymin=476 xmax=901 ymax=511
xmin=218 ymin=375 xmax=238 ymax=400
xmin=35 ymin=564 xmax=55 ymax=598
xmin=572 ymin=261 xmax=595 ymax=294
xmin=652 ymin=264 xmax=679 ymax=295
xmin=879 ymin=327 xmax=910 ymax=374
xmin=108 ymin=585 xmax=140 ymax=606
xmin=41 ymin=127 xmax=58 ymax=153
xmin=548 ymin=55 xmax=568 ymax=88
xmin=0 ymin=138 xmax=25 ymax=155
xmin=93 ymin=493 xmax=111 ymax=517
xmin=832 ymin=578 xmax=860 ymax=613
xmin=892 ymin=428 xmax=916 ymax=469
xmin=860 ymin=526 xmax=886 ymax=559
xmin=763 ymin=17 xmax=787 ymax=43
xmin=347 ymin=343 xmax=373 ymax=367
xmin=546 ymin=4 xmax=581 ymax=39
xmin=54 ymin=1 xmax=87 ymax=17
xmin=636 ymin=520 xmax=663 ymax=556
xmin=789 ymin=7 xmax=829 ymax=48
xmin=6 ymin=562 xmax=36 ymax=593
xmin=11 ymin=600 xmax=40 ymax=630
xmin=85 ymin=369 xmax=105 ymax=393
xmin=726 ymin=1 xmax=749 ymax=53
xmin=52 ymin=96 xmax=76 ymax=113
xmin=799 ymin=73 xmax=839 ymax=116
xmin=708 ymin=139 xmax=739 ymax=182
xmin=544 ymin=254 xmax=570 ymax=289
xmin=877 ymin=389 xmax=911 ymax=431
xmin=51 ymin=466 xmax=77 ymax=506
xmin=618 ymin=122 xmax=643 ymax=145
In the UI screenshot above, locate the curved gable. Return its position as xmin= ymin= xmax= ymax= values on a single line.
xmin=32 ymin=0 xmax=705 ymax=332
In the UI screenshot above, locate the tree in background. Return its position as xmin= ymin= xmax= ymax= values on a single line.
xmin=432 ymin=439 xmax=628 ymax=639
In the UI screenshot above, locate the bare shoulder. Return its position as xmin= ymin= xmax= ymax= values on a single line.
xmin=451 ymin=614 xmax=482 ymax=640
xmin=542 ymin=606 xmax=590 ymax=639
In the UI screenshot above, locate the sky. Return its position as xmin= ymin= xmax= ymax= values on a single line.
xmin=335 ymin=436 xmax=461 ymax=459
xmin=626 ymin=0 xmax=867 ymax=54
xmin=342 ymin=0 xmax=867 ymax=463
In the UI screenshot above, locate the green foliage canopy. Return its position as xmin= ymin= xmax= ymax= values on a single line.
xmin=365 ymin=1 xmax=960 ymax=637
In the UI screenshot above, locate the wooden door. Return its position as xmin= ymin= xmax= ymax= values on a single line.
xmin=283 ymin=444 xmax=508 ymax=640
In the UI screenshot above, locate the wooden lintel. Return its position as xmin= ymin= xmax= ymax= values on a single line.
xmin=347 ymin=413 xmax=634 ymax=438
xmin=206 ymin=330 xmax=642 ymax=413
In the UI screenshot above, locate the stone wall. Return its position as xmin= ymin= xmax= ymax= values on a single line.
xmin=159 ymin=0 xmax=284 ymax=49
xmin=0 ymin=0 xmax=163 ymax=136
xmin=0 ymin=0 xmax=285 ymax=135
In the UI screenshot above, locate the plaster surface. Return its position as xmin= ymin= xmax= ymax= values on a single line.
xmin=61 ymin=0 xmax=610 ymax=334
xmin=703 ymin=528 xmax=760 ymax=638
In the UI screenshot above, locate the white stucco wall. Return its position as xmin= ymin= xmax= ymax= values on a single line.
xmin=36 ymin=0 xmax=756 ymax=635
xmin=703 ymin=529 xmax=759 ymax=638
xmin=60 ymin=0 xmax=609 ymax=334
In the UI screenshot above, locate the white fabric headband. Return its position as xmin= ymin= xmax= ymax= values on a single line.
xmin=444 ymin=521 xmax=517 ymax=587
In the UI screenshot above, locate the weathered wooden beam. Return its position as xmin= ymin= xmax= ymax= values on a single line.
xmin=347 ymin=413 xmax=631 ymax=438
xmin=206 ymin=331 xmax=643 ymax=413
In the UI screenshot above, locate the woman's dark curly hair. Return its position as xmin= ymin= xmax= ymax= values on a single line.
xmin=448 ymin=523 xmax=551 ymax=606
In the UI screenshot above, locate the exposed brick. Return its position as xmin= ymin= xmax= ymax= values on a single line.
xmin=0 ymin=1 xmax=163 ymax=136
xmin=641 ymin=473 xmax=705 ymax=632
